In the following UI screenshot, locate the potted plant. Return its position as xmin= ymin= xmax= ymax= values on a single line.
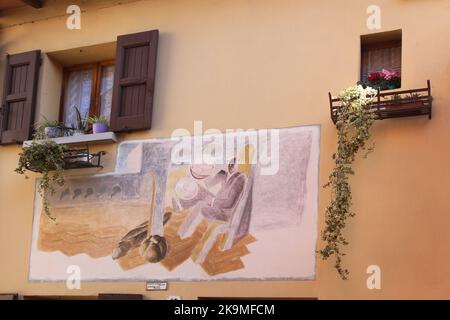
xmin=71 ymin=106 xmax=88 ymax=136
xmin=88 ymin=115 xmax=109 ymax=134
xmin=360 ymin=69 xmax=401 ymax=91
xmin=15 ymin=141 xmax=68 ymax=220
xmin=382 ymin=92 xmax=424 ymax=111
xmin=35 ymin=117 xmax=65 ymax=139
xmin=380 ymin=93 xmax=402 ymax=111
xmin=406 ymin=93 xmax=424 ymax=107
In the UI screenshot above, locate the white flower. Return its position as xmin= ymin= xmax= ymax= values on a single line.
xmin=339 ymin=85 xmax=377 ymax=109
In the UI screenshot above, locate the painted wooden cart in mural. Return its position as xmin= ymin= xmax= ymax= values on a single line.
xmin=29 ymin=126 xmax=320 ymax=281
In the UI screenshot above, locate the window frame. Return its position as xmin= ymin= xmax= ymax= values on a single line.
xmin=59 ymin=60 xmax=115 ymax=125
xmin=360 ymin=39 xmax=402 ymax=83
xmin=360 ymin=30 xmax=403 ymax=93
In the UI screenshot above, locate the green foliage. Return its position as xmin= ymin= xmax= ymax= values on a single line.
xmin=408 ymin=93 xmax=421 ymax=101
xmin=390 ymin=93 xmax=402 ymax=103
xmin=15 ymin=141 xmax=68 ymax=220
xmin=34 ymin=116 xmax=65 ymax=140
xmin=39 ymin=117 xmax=62 ymax=128
xmin=87 ymin=115 xmax=109 ymax=125
xmin=320 ymin=85 xmax=377 ymax=280
xmin=72 ymin=106 xmax=88 ymax=132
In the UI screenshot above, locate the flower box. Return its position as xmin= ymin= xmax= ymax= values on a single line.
xmin=329 ymin=80 xmax=432 ymax=124
xmin=362 ymin=69 xmax=401 ymax=91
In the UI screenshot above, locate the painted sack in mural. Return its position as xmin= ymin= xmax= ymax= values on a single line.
xmin=29 ymin=125 xmax=320 ymax=281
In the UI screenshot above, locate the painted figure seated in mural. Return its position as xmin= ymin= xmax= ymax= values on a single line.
xmin=172 ymin=158 xmax=246 ymax=221
xmin=169 ymin=157 xmax=252 ymax=265
xmin=200 ymin=158 xmax=246 ymax=223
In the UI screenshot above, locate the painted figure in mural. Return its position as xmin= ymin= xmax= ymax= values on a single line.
xmin=201 ymin=158 xmax=246 ymax=223
xmin=173 ymin=159 xmax=244 ymax=217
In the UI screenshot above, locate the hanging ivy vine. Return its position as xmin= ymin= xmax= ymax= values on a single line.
xmin=320 ymin=85 xmax=378 ymax=280
xmin=15 ymin=141 xmax=68 ymax=220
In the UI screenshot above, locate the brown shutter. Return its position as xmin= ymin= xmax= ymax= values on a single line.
xmin=110 ymin=30 xmax=158 ymax=132
xmin=0 ymin=50 xmax=41 ymax=144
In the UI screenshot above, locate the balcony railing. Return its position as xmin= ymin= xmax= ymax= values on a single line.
xmin=23 ymin=132 xmax=116 ymax=172
xmin=25 ymin=146 xmax=106 ymax=173
xmin=329 ymin=80 xmax=432 ymax=124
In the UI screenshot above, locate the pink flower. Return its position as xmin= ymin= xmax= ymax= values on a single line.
xmin=381 ymin=69 xmax=400 ymax=80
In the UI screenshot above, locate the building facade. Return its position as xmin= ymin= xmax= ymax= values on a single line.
xmin=0 ymin=0 xmax=449 ymax=299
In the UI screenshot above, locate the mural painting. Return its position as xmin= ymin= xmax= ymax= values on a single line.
xmin=29 ymin=126 xmax=320 ymax=281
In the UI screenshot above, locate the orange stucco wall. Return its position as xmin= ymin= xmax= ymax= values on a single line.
xmin=0 ymin=0 xmax=449 ymax=299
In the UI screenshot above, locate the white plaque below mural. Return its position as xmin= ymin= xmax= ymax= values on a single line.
xmin=146 ymin=282 xmax=168 ymax=291
xmin=29 ymin=125 xmax=320 ymax=281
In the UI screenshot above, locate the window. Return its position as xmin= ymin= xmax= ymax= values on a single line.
xmin=0 ymin=29 xmax=158 ymax=144
xmin=361 ymin=30 xmax=402 ymax=90
xmin=98 ymin=64 xmax=115 ymax=121
xmin=61 ymin=61 xmax=115 ymax=127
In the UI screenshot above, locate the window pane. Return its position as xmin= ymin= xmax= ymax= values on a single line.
xmin=362 ymin=46 xmax=401 ymax=80
xmin=99 ymin=65 xmax=115 ymax=123
xmin=64 ymin=69 xmax=93 ymax=128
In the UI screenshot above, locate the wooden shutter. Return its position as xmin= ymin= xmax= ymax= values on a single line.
xmin=110 ymin=30 xmax=158 ymax=132
xmin=0 ymin=50 xmax=41 ymax=144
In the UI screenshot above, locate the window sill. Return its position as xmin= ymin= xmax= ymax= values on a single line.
xmin=23 ymin=132 xmax=118 ymax=147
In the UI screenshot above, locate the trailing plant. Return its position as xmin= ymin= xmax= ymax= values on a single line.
xmin=320 ymin=85 xmax=377 ymax=279
xmin=15 ymin=141 xmax=68 ymax=220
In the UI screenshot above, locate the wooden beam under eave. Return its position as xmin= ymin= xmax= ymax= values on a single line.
xmin=21 ymin=0 xmax=43 ymax=9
